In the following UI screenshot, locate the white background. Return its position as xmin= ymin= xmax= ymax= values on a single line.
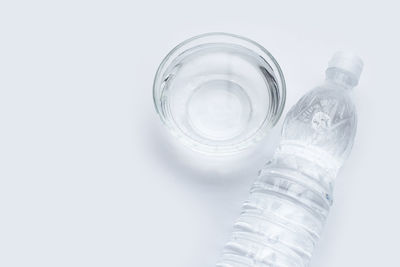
xmin=1 ymin=1 xmax=399 ymax=266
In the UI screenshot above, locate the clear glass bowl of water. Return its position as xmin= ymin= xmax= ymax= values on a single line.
xmin=153 ymin=33 xmax=286 ymax=154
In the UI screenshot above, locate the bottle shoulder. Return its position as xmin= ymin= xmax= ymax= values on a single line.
xmin=281 ymin=85 xmax=357 ymax=165
xmin=293 ymin=85 xmax=356 ymax=114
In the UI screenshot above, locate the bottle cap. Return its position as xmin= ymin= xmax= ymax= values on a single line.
xmin=327 ymin=51 xmax=364 ymax=84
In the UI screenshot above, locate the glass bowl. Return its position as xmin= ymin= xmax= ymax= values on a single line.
xmin=153 ymin=33 xmax=286 ymax=155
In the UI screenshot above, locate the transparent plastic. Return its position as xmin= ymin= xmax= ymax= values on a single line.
xmin=153 ymin=33 xmax=286 ymax=154
xmin=217 ymin=52 xmax=363 ymax=267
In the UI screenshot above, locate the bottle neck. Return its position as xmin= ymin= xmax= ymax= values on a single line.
xmin=325 ymin=68 xmax=358 ymax=90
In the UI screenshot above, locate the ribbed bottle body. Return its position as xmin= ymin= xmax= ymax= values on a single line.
xmin=217 ymin=150 xmax=333 ymax=267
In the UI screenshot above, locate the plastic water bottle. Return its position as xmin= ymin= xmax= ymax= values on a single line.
xmin=217 ymin=52 xmax=363 ymax=267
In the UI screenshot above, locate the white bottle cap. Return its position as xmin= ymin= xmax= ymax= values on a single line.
xmin=327 ymin=51 xmax=364 ymax=84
